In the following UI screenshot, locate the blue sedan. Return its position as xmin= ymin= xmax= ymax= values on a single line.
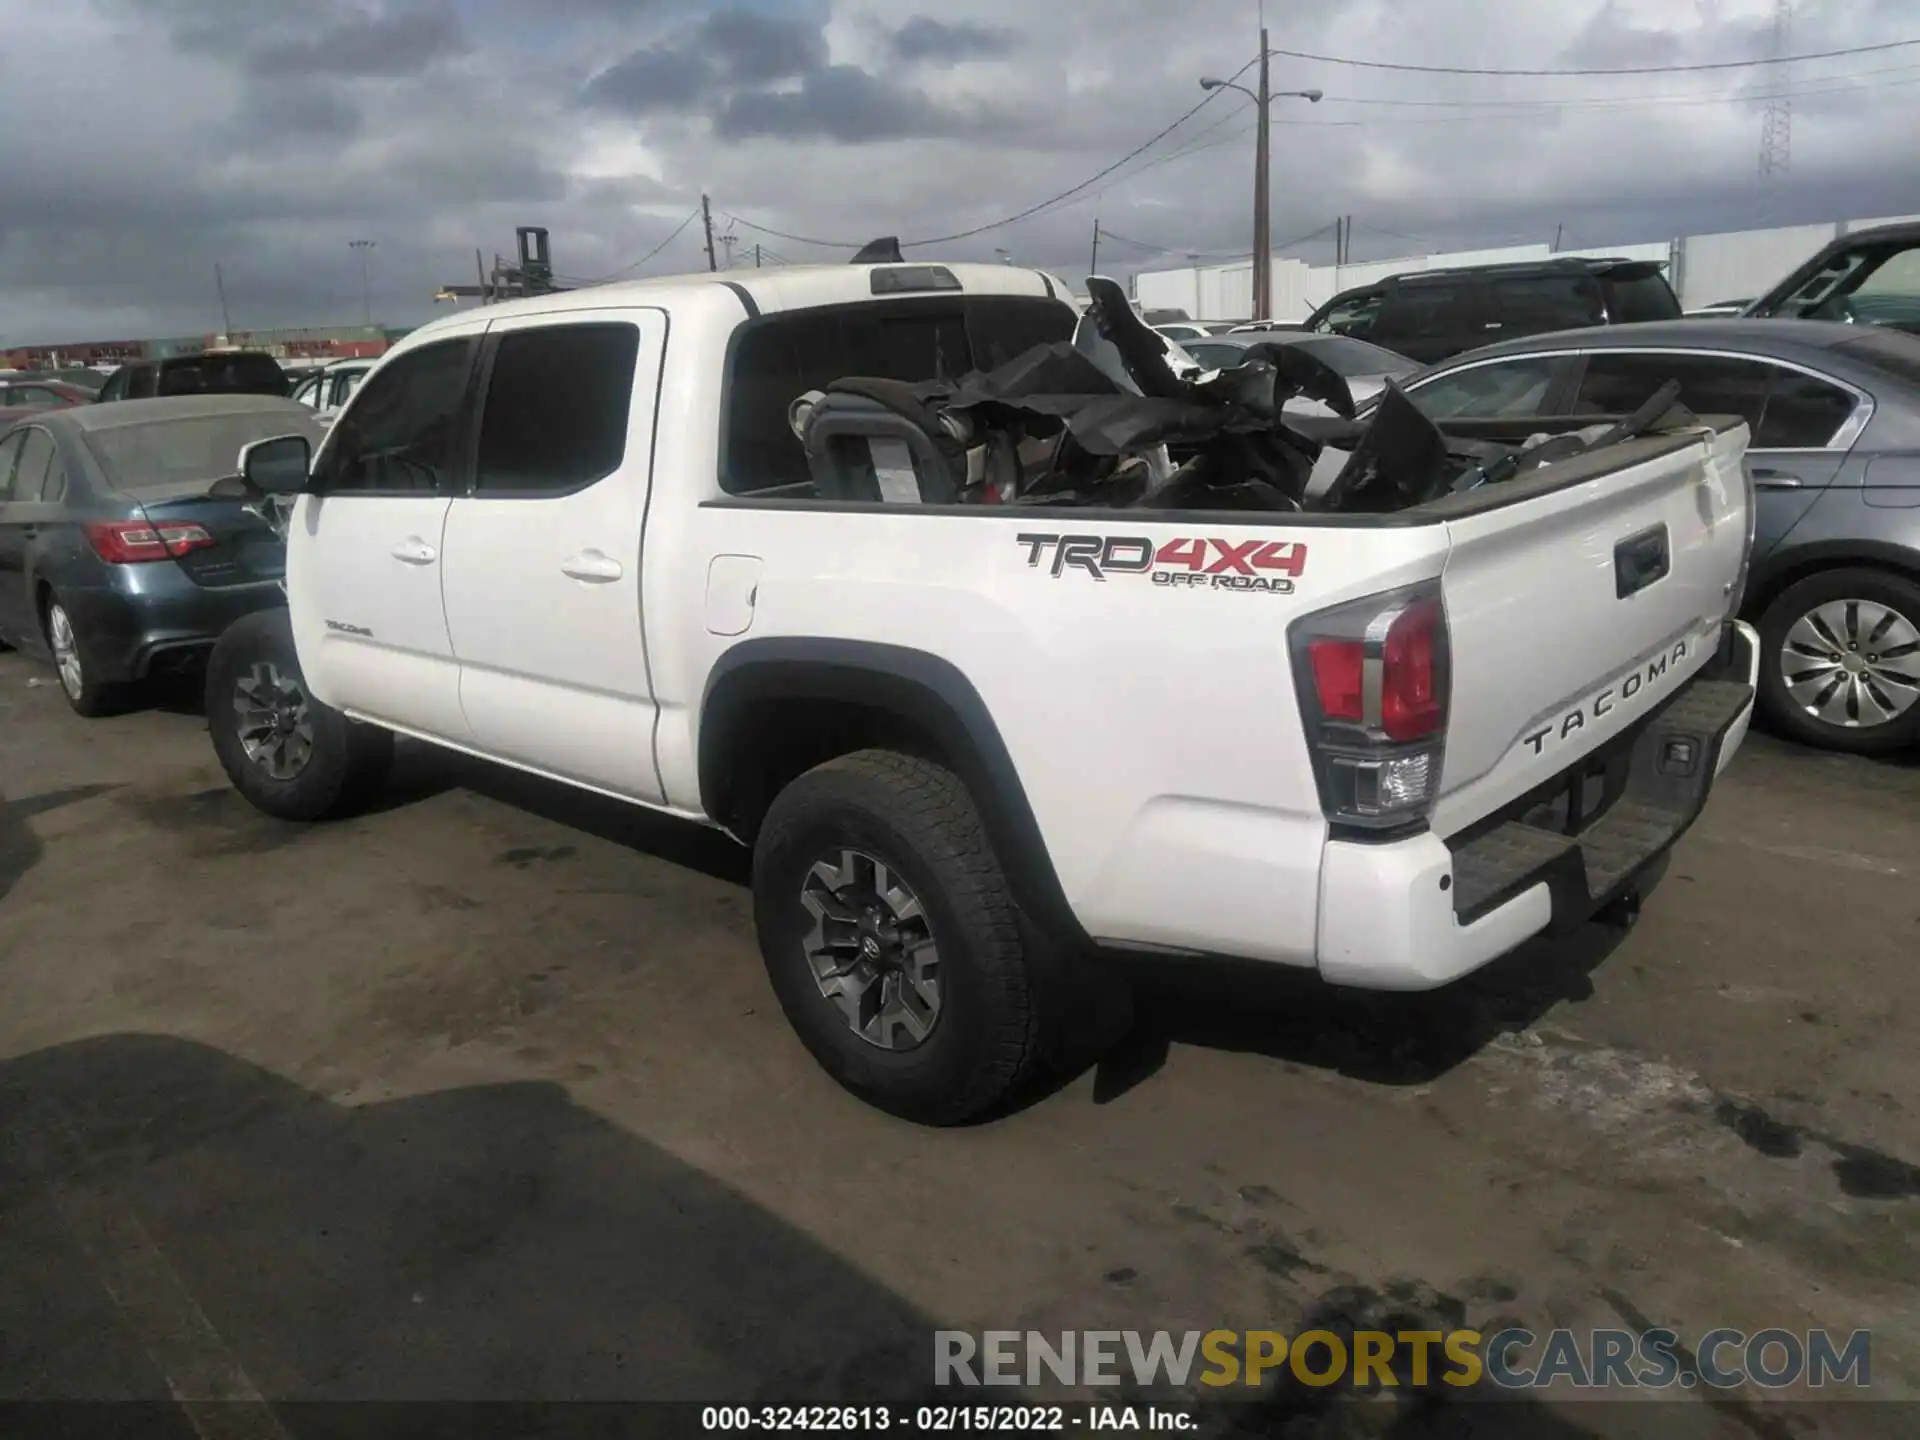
xmin=0 ymin=395 xmax=323 ymax=715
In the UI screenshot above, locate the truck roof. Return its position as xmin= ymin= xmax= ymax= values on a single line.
xmin=409 ymin=263 xmax=1069 ymax=342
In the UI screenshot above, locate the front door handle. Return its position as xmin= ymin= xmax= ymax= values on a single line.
xmin=390 ymin=537 xmax=438 ymax=565
xmin=561 ymin=549 xmax=624 ymax=583
xmin=1751 ymin=468 xmax=1802 ymax=490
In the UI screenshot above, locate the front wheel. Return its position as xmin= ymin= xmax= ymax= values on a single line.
xmin=1757 ymin=568 xmax=1920 ymax=755
xmin=752 ymin=750 xmax=1052 ymax=1125
xmin=206 ymin=609 xmax=393 ymax=820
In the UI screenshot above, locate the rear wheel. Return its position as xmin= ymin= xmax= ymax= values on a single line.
xmin=1757 ymin=567 xmax=1920 ymax=755
xmin=207 ymin=609 xmax=393 ymax=820
xmin=44 ymin=596 xmax=125 ymax=718
xmin=752 ymin=750 xmax=1053 ymax=1125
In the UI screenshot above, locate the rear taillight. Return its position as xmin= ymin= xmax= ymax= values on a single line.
xmin=1290 ymin=582 xmax=1450 ymax=830
xmin=85 ymin=520 xmax=217 ymax=564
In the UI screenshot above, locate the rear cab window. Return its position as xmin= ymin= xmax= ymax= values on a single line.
xmin=721 ymin=296 xmax=1074 ymax=495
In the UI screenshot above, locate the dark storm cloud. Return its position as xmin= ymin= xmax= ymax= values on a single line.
xmin=889 ymin=17 xmax=1018 ymax=65
xmin=584 ymin=43 xmax=717 ymax=113
xmin=703 ymin=9 xmax=828 ymax=83
xmin=715 ymin=65 xmax=987 ymax=143
xmin=250 ymin=2 xmax=468 ymax=77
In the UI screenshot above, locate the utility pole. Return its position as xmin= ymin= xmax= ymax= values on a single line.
xmin=1090 ymin=218 xmax=1101 ymax=277
xmin=754 ymin=244 xmax=762 ymax=268
xmin=1759 ymin=0 xmax=1793 ymax=179
xmin=700 ymin=194 xmax=718 ymax=272
xmin=1551 ymin=222 xmax=1563 ymax=253
xmin=349 ymin=239 xmax=375 ymax=326
xmin=213 ymin=263 xmax=232 ymax=337
xmin=1252 ymin=27 xmax=1272 ymax=321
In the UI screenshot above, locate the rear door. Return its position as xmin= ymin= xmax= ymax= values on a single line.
xmin=439 ymin=308 xmax=667 ymax=800
xmin=286 ymin=330 xmax=483 ymax=739
xmin=0 ymin=431 xmax=32 ymax=642
xmin=1571 ymin=350 xmax=1861 ymax=556
xmin=1373 ymin=280 xmax=1479 ymax=364
xmin=1432 ymin=422 xmax=1751 ymax=835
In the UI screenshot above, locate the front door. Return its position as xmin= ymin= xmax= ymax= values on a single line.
xmin=285 ymin=331 xmax=482 ymax=740
xmin=438 ymin=308 xmax=667 ymax=800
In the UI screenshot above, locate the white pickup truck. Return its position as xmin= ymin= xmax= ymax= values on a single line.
xmin=206 ymin=261 xmax=1761 ymax=1124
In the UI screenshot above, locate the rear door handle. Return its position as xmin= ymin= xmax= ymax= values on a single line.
xmin=561 ymin=549 xmax=624 ymax=583
xmin=390 ymin=537 xmax=438 ymax=565
xmin=1751 ymin=468 xmax=1802 ymax=490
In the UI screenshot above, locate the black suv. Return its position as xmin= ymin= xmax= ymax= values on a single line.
xmin=1304 ymin=257 xmax=1681 ymax=365
xmin=95 ymin=351 xmax=291 ymax=403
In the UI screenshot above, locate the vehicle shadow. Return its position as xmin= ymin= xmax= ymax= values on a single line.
xmin=0 ymin=784 xmax=120 ymax=910
xmin=0 ymin=1033 xmax=932 ymax=1413
xmin=1077 ymin=919 xmax=1632 ymax=1107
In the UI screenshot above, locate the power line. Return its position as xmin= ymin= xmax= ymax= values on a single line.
xmin=1314 ymin=59 xmax=1920 ymax=110
xmin=896 ymin=54 xmax=1263 ymax=247
xmin=724 ymin=213 xmax=862 ymax=249
xmin=578 ymin=207 xmax=704 ymax=281
xmin=1261 ymin=35 xmax=1920 ymax=77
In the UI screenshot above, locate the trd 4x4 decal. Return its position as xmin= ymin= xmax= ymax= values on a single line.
xmin=1016 ymin=533 xmax=1307 ymax=595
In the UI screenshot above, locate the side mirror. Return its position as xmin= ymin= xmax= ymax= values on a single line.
xmin=238 ymin=434 xmax=312 ymax=495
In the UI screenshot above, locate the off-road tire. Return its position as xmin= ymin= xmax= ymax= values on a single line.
xmin=753 ymin=749 xmax=1049 ymax=1125
xmin=1757 ymin=566 xmax=1920 ymax=756
xmin=206 ymin=609 xmax=394 ymax=821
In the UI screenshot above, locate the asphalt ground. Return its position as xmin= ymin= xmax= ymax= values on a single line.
xmin=2 ymin=648 xmax=1916 ymax=1437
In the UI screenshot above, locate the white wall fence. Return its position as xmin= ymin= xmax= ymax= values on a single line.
xmin=1132 ymin=213 xmax=1920 ymax=322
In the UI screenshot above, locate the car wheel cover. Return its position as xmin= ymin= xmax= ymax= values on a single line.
xmin=799 ymin=848 xmax=942 ymax=1051
xmin=234 ymin=660 xmax=316 ymax=780
xmin=48 ymin=605 xmax=83 ymax=701
xmin=1780 ymin=597 xmax=1920 ymax=729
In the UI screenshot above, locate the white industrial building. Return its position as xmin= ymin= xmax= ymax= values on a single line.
xmin=1130 ymin=212 xmax=1920 ymax=324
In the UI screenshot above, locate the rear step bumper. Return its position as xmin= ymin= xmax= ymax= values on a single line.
xmin=1316 ymin=621 xmax=1757 ymax=991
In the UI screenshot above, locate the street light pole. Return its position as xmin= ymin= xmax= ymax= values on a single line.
xmin=349 ymin=240 xmax=375 ymax=327
xmin=1202 ymin=50 xmax=1321 ymax=323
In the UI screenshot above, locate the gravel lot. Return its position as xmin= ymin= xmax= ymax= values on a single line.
xmin=2 ymin=648 xmax=1916 ymax=1436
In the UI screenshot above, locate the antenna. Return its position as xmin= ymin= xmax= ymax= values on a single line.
xmin=1758 ymin=0 xmax=1793 ymax=179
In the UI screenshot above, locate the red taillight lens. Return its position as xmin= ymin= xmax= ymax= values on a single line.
xmin=1290 ymin=581 xmax=1451 ymax=830
xmin=1309 ymin=639 xmax=1365 ymax=722
xmin=85 ymin=520 xmax=217 ymax=564
xmin=1380 ymin=598 xmax=1444 ymax=742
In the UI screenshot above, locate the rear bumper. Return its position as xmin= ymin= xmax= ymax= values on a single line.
xmin=61 ymin=577 xmax=285 ymax=682
xmin=1317 ymin=621 xmax=1758 ymax=991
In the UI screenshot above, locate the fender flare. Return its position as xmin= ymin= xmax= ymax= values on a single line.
xmin=699 ymin=637 xmax=1087 ymax=946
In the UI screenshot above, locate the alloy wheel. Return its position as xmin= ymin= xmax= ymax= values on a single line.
xmin=47 ymin=605 xmax=83 ymax=702
xmin=234 ymin=661 xmax=316 ymax=780
xmin=798 ymin=848 xmax=942 ymax=1051
xmin=1780 ymin=598 xmax=1920 ymax=729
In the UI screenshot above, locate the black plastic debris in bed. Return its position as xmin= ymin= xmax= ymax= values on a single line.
xmin=787 ymin=276 xmax=1706 ymax=515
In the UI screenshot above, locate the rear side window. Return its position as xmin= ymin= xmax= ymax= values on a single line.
xmin=314 ymin=339 xmax=475 ymax=495
xmin=13 ymin=429 xmax=55 ymax=500
xmin=722 ymin=296 xmax=1074 ymax=494
xmin=1574 ymin=353 xmax=1773 ymax=430
xmin=0 ymin=432 xmax=25 ymax=499
xmin=1755 ymin=371 xmax=1858 ymax=448
xmin=1485 ymin=275 xmax=1599 ymax=333
xmin=476 ymin=323 xmax=639 ymax=495
xmin=1602 ymin=272 xmax=1681 ymax=323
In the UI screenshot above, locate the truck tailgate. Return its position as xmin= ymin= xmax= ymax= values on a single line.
xmin=1430 ymin=422 xmax=1751 ymax=838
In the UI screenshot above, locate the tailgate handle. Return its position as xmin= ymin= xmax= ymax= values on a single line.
xmin=1615 ymin=525 xmax=1670 ymax=598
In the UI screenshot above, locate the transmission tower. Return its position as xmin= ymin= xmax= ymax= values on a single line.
xmin=1758 ymin=0 xmax=1793 ymax=178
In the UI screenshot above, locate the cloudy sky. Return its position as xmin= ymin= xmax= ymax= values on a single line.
xmin=3 ymin=0 xmax=1916 ymax=342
